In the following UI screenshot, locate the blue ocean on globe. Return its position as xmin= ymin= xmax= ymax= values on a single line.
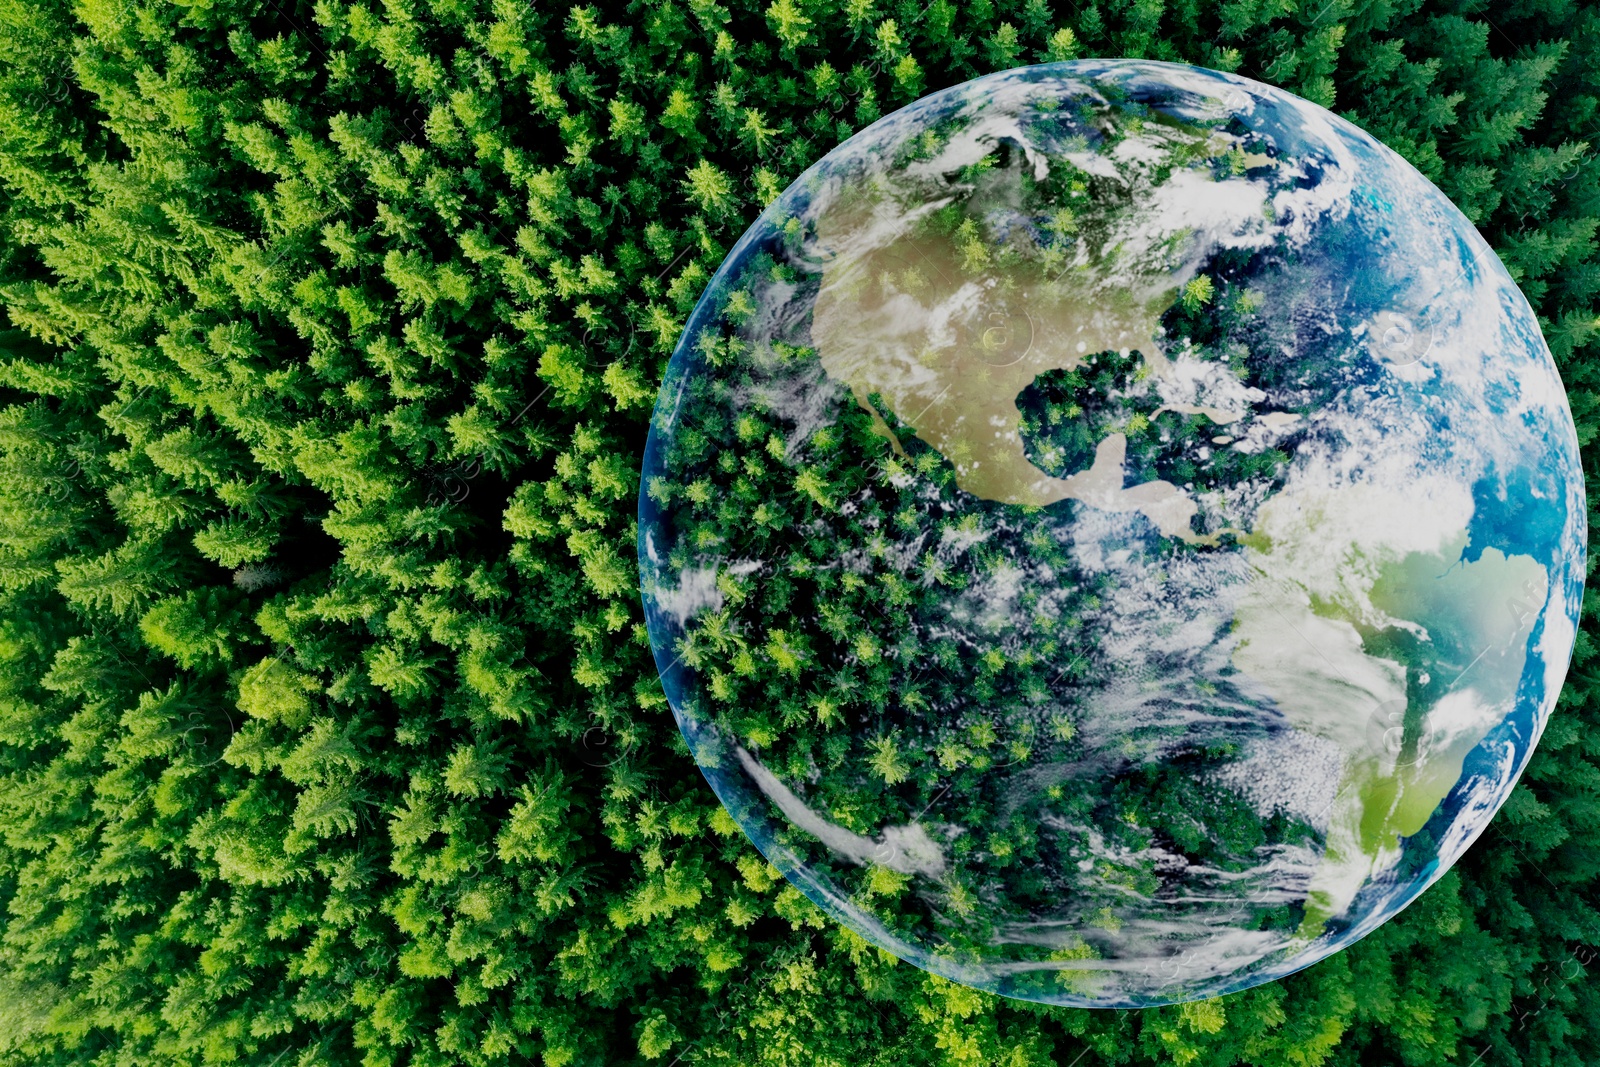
xmin=636 ymin=60 xmax=1587 ymax=1006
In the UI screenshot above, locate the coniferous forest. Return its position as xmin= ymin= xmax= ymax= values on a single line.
xmin=0 ymin=0 xmax=1597 ymax=1065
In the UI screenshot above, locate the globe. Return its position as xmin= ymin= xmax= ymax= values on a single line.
xmin=636 ymin=59 xmax=1586 ymax=1007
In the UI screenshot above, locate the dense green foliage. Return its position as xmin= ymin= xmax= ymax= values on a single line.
xmin=0 ymin=0 xmax=1596 ymax=1064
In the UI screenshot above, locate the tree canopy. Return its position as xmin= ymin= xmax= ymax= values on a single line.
xmin=0 ymin=0 xmax=1596 ymax=1065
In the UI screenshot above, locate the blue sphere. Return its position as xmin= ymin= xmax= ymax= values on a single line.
xmin=637 ymin=60 xmax=1586 ymax=1006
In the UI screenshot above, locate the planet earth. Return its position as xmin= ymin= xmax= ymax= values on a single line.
xmin=636 ymin=60 xmax=1586 ymax=1007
